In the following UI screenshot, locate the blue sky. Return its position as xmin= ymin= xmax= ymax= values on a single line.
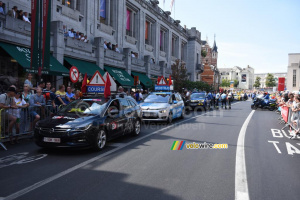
xmin=163 ymin=0 xmax=300 ymax=73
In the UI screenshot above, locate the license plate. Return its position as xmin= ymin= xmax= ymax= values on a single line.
xmin=43 ymin=137 xmax=61 ymax=143
xmin=143 ymin=112 xmax=157 ymax=117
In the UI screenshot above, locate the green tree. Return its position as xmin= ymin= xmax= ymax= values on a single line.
xmin=234 ymin=79 xmax=239 ymax=87
xmin=265 ymin=73 xmax=276 ymax=87
xmin=201 ymin=50 xmax=207 ymax=58
xmin=220 ymin=79 xmax=230 ymax=87
xmin=171 ymin=59 xmax=189 ymax=92
xmin=253 ymin=77 xmax=261 ymax=88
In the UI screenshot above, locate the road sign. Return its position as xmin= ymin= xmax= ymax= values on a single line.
xmin=87 ymin=71 xmax=105 ymax=93
xmin=70 ymin=66 xmax=79 ymax=83
xmin=157 ymin=76 xmax=167 ymax=85
xmin=155 ymin=85 xmax=170 ymax=91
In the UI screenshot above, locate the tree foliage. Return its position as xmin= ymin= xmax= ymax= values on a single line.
xmin=265 ymin=73 xmax=276 ymax=87
xmin=201 ymin=50 xmax=207 ymax=58
xmin=253 ymin=76 xmax=261 ymax=88
xmin=183 ymin=80 xmax=213 ymax=92
xmin=234 ymin=79 xmax=239 ymax=87
xmin=220 ymin=79 xmax=230 ymax=87
xmin=171 ymin=59 xmax=189 ymax=92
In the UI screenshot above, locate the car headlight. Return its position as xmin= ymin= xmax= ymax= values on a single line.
xmin=159 ymin=109 xmax=168 ymax=113
xmin=70 ymin=123 xmax=93 ymax=132
xmin=200 ymin=100 xmax=204 ymax=102
xmin=191 ymin=100 xmax=198 ymax=102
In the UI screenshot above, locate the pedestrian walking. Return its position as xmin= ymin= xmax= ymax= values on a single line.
xmin=221 ymin=92 xmax=227 ymax=109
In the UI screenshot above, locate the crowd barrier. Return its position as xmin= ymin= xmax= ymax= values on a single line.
xmin=0 ymin=105 xmax=59 ymax=150
xmin=281 ymin=106 xmax=299 ymax=133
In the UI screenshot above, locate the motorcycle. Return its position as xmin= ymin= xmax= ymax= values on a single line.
xmin=251 ymin=96 xmax=277 ymax=111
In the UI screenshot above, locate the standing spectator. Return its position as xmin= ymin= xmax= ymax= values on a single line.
xmin=22 ymin=84 xmax=32 ymax=103
xmin=215 ymin=91 xmax=220 ymax=107
xmin=80 ymin=34 xmax=85 ymax=41
xmin=29 ymin=88 xmax=45 ymax=131
xmin=139 ymin=90 xmax=143 ymax=101
xmin=50 ymin=87 xmax=57 ymax=111
xmin=17 ymin=10 xmax=23 ymax=20
xmin=38 ymin=81 xmax=45 ymax=90
xmin=112 ymin=44 xmax=116 ymax=51
xmin=104 ymin=41 xmax=108 ymax=50
xmin=135 ymin=90 xmax=141 ymax=104
xmin=221 ymin=92 xmax=227 ymax=109
xmin=23 ymin=12 xmax=31 ymax=24
xmin=7 ymin=6 xmax=18 ymax=18
xmin=118 ymin=86 xmax=126 ymax=95
xmin=107 ymin=42 xmax=112 ymax=50
xmin=0 ymin=87 xmax=17 ymax=144
xmin=55 ymin=85 xmax=69 ymax=106
xmin=63 ymin=25 xmax=68 ymax=37
xmin=0 ymin=1 xmax=5 ymax=15
xmin=43 ymin=82 xmax=51 ymax=93
xmin=115 ymin=44 xmax=120 ymax=53
xmin=74 ymin=90 xmax=81 ymax=100
xmin=66 ymin=86 xmax=74 ymax=103
xmin=75 ymin=31 xmax=80 ymax=40
xmin=10 ymin=92 xmax=29 ymax=143
xmin=83 ymin=35 xmax=89 ymax=43
xmin=24 ymin=73 xmax=35 ymax=91
xmin=68 ymin=28 xmax=75 ymax=38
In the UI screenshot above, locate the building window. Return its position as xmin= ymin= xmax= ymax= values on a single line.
xmin=99 ymin=0 xmax=114 ymax=26
xmin=293 ymin=69 xmax=296 ymax=87
xmin=160 ymin=28 xmax=168 ymax=52
xmin=126 ymin=7 xmax=138 ymax=38
xmin=181 ymin=42 xmax=186 ymax=61
xmin=145 ymin=18 xmax=155 ymax=46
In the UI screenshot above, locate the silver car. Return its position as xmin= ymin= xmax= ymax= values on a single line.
xmin=140 ymin=92 xmax=185 ymax=123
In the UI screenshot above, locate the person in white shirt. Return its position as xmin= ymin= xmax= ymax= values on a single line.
xmin=68 ymin=29 xmax=75 ymax=38
xmin=0 ymin=1 xmax=5 ymax=15
xmin=23 ymin=12 xmax=31 ymax=24
xmin=131 ymin=52 xmax=135 ymax=58
xmin=139 ymin=89 xmax=144 ymax=100
xmin=227 ymin=91 xmax=233 ymax=109
xmin=216 ymin=92 xmax=220 ymax=107
xmin=8 ymin=6 xmax=18 ymax=18
xmin=10 ymin=92 xmax=29 ymax=143
xmin=104 ymin=41 xmax=108 ymax=50
xmin=115 ymin=44 xmax=120 ymax=53
xmin=221 ymin=92 xmax=227 ymax=109
xmin=83 ymin=35 xmax=89 ymax=43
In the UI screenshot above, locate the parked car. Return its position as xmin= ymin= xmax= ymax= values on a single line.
xmin=140 ymin=92 xmax=185 ymax=123
xmin=34 ymin=94 xmax=142 ymax=151
xmin=186 ymin=92 xmax=207 ymax=111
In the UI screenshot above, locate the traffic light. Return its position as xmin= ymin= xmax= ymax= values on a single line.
xmin=134 ymin=76 xmax=139 ymax=86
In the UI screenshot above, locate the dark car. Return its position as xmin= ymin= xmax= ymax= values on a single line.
xmin=34 ymin=94 xmax=142 ymax=151
xmin=186 ymin=92 xmax=207 ymax=111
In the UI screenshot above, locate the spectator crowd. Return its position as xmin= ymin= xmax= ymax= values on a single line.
xmin=2 ymin=4 xmax=31 ymax=24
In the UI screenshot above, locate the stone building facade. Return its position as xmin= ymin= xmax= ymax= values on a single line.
xmin=0 ymin=0 xmax=203 ymax=90
xmin=287 ymin=53 xmax=300 ymax=92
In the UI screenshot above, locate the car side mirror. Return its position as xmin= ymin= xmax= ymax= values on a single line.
xmin=173 ymin=100 xmax=178 ymax=104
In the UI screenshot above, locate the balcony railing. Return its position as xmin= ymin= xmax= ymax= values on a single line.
xmin=150 ymin=63 xmax=161 ymax=71
xmin=65 ymin=37 xmax=92 ymax=53
xmin=104 ymin=49 xmax=124 ymax=61
xmin=3 ymin=16 xmax=31 ymax=36
xmin=131 ymin=57 xmax=145 ymax=67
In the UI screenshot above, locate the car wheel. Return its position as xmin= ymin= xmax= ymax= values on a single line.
xmin=132 ymin=119 xmax=141 ymax=136
xmin=167 ymin=112 xmax=173 ymax=124
xmin=93 ymin=129 xmax=106 ymax=151
xmin=180 ymin=108 xmax=185 ymax=119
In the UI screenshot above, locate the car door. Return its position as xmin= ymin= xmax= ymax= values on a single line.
xmin=175 ymin=93 xmax=184 ymax=118
xmin=118 ymin=98 xmax=132 ymax=135
xmin=104 ymin=99 xmax=124 ymax=138
xmin=170 ymin=94 xmax=178 ymax=119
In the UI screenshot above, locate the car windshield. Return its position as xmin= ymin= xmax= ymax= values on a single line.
xmin=191 ymin=93 xmax=206 ymax=99
xmin=144 ymin=94 xmax=170 ymax=103
xmin=59 ymin=99 xmax=108 ymax=116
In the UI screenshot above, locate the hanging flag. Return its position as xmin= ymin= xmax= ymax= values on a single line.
xmin=100 ymin=0 xmax=106 ymax=18
xmin=126 ymin=9 xmax=131 ymax=31
xmin=170 ymin=0 xmax=175 ymax=11
xmin=42 ymin=0 xmax=51 ymax=73
xmin=104 ymin=73 xmax=111 ymax=98
xmin=31 ymin=0 xmax=40 ymax=71
xmin=81 ymin=73 xmax=88 ymax=94
xmin=168 ymin=75 xmax=172 ymax=86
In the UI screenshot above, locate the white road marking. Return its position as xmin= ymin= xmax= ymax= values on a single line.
xmin=268 ymin=141 xmax=282 ymax=154
xmin=235 ymin=110 xmax=255 ymax=200
xmin=4 ymin=102 xmax=241 ymax=200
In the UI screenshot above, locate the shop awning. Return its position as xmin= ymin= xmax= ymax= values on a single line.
xmin=131 ymin=71 xmax=152 ymax=88
xmin=0 ymin=42 xmax=69 ymax=76
xmin=104 ymin=66 xmax=134 ymax=87
xmin=64 ymin=57 xmax=105 ymax=76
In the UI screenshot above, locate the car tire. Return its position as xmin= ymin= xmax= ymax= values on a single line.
xmin=132 ymin=119 xmax=141 ymax=136
xmin=167 ymin=112 xmax=173 ymax=124
xmin=93 ymin=129 xmax=107 ymax=151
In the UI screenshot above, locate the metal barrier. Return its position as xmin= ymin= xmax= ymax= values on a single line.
xmin=0 ymin=105 xmax=58 ymax=150
xmin=281 ymin=106 xmax=299 ymax=134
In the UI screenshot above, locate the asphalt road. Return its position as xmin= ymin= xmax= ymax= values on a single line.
xmin=0 ymin=100 xmax=300 ymax=200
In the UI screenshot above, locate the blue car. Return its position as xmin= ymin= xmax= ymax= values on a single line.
xmin=186 ymin=92 xmax=207 ymax=111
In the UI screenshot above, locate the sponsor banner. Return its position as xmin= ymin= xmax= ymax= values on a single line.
xmin=31 ymin=0 xmax=40 ymax=71
xmin=281 ymin=106 xmax=289 ymax=123
xmin=42 ymin=0 xmax=51 ymax=71
xmin=241 ymin=74 xmax=246 ymax=82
